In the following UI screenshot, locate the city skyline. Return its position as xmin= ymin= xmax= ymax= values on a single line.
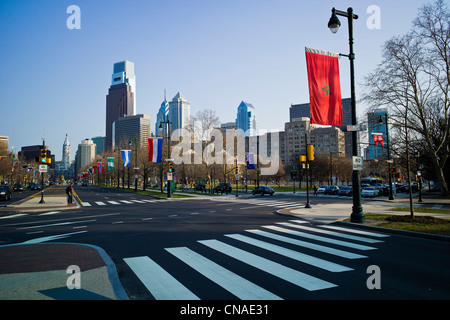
xmin=0 ymin=0 xmax=431 ymax=161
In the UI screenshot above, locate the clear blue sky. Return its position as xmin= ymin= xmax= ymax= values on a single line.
xmin=0 ymin=0 xmax=431 ymax=161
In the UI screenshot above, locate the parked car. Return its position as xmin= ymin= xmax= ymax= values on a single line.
xmin=194 ymin=184 xmax=206 ymax=192
xmin=252 ymin=186 xmax=275 ymax=196
xmin=316 ymin=186 xmax=327 ymax=194
xmin=178 ymin=184 xmax=190 ymax=191
xmin=0 ymin=185 xmax=12 ymax=201
xmin=338 ymin=186 xmax=352 ymax=196
xmin=214 ymin=183 xmax=232 ymax=194
xmin=13 ymin=183 xmax=25 ymax=191
xmin=361 ymin=187 xmax=378 ymax=198
xmin=324 ymin=185 xmax=339 ymax=195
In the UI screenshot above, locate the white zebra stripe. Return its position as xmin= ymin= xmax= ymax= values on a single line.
xmin=124 ymin=256 xmax=199 ymax=300
xmin=198 ymin=239 xmax=337 ymax=291
xmin=166 ymin=247 xmax=282 ymax=300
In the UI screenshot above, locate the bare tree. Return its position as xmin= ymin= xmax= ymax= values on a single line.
xmin=363 ymin=0 xmax=449 ymax=195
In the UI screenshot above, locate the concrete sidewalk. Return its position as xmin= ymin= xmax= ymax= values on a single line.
xmin=0 ymin=243 xmax=128 ymax=300
xmin=0 ymin=194 xmax=79 ymax=213
xmin=276 ymin=197 xmax=450 ymax=223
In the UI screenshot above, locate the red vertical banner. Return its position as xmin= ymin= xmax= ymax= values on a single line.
xmin=305 ymin=47 xmax=343 ymax=126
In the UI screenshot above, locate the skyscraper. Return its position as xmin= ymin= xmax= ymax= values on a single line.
xmin=235 ymin=101 xmax=257 ymax=136
xmin=105 ymin=60 xmax=136 ymax=150
xmin=112 ymin=60 xmax=136 ymax=114
xmin=155 ymin=90 xmax=169 ymax=136
xmin=168 ymin=92 xmax=190 ymax=131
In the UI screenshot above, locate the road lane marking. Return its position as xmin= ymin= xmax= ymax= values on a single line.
xmin=95 ymin=201 xmax=106 ymax=206
xmin=17 ymin=231 xmax=87 ymax=245
xmin=198 ymin=239 xmax=337 ymax=291
xmin=0 ymin=214 xmax=27 ymax=219
xmin=107 ymin=201 xmax=120 ymax=205
xmin=38 ymin=211 xmax=62 ymax=216
xmin=120 ymin=200 xmax=133 ymax=204
xmin=124 ymin=256 xmax=200 ymax=300
xmin=225 ymin=234 xmax=353 ymax=272
xmin=81 ymin=202 xmax=91 ymax=206
xmin=17 ymin=219 xmax=96 ymax=230
xmin=166 ymin=247 xmax=282 ymax=300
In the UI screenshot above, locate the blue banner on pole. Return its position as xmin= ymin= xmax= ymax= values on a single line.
xmin=121 ymin=150 xmax=131 ymax=167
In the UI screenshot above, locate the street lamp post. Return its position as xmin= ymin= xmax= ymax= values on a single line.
xmin=328 ymin=7 xmax=364 ymax=223
xmin=379 ymin=114 xmax=394 ymax=200
xmin=159 ymin=120 xmax=172 ymax=198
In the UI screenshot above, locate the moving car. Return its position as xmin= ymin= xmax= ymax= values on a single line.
xmin=338 ymin=186 xmax=352 ymax=196
xmin=361 ymin=187 xmax=378 ymax=198
xmin=252 ymin=186 xmax=275 ymax=196
xmin=0 ymin=185 xmax=12 ymax=201
xmin=13 ymin=183 xmax=25 ymax=191
xmin=214 ymin=183 xmax=232 ymax=194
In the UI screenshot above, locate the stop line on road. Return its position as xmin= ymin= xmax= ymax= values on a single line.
xmin=123 ymin=220 xmax=390 ymax=300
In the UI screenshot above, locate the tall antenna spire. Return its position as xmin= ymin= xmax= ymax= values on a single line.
xmin=164 ymin=88 xmax=166 ymax=101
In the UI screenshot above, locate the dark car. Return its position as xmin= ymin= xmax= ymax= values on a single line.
xmin=214 ymin=183 xmax=232 ymax=194
xmin=324 ymin=185 xmax=339 ymax=195
xmin=13 ymin=183 xmax=25 ymax=191
xmin=0 ymin=185 xmax=12 ymax=201
xmin=252 ymin=186 xmax=275 ymax=196
xmin=338 ymin=186 xmax=352 ymax=196
xmin=194 ymin=184 xmax=206 ymax=192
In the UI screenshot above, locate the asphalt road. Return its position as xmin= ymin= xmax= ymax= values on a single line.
xmin=0 ymin=185 xmax=449 ymax=300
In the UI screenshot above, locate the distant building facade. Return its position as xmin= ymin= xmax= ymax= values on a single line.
xmin=114 ymin=114 xmax=151 ymax=148
xmin=367 ymin=107 xmax=389 ymax=160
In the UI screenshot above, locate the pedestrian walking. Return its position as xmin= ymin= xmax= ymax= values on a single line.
xmin=66 ymin=183 xmax=73 ymax=204
xmin=313 ymin=185 xmax=317 ymax=196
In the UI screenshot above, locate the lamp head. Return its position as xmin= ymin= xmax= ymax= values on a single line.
xmin=328 ymin=8 xmax=341 ymax=34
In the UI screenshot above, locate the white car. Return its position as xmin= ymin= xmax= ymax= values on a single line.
xmin=317 ymin=186 xmax=327 ymax=194
xmin=361 ymin=187 xmax=378 ymax=198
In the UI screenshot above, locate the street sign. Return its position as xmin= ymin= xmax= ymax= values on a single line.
xmin=235 ymin=174 xmax=239 ymax=180
xmin=167 ymin=172 xmax=173 ymax=180
xmin=352 ymin=156 xmax=364 ymax=171
xmin=39 ymin=164 xmax=48 ymax=172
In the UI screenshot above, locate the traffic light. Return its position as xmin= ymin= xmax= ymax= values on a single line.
xmin=299 ymin=155 xmax=306 ymax=162
xmin=234 ymin=165 xmax=238 ymax=174
xmin=168 ymin=162 xmax=173 ymax=172
xmin=307 ymin=145 xmax=314 ymax=161
xmin=37 ymin=148 xmax=51 ymax=164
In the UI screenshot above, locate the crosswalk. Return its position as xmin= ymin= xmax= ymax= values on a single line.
xmin=214 ymin=197 xmax=310 ymax=210
xmin=123 ymin=220 xmax=390 ymax=300
xmin=80 ymin=198 xmax=166 ymax=207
